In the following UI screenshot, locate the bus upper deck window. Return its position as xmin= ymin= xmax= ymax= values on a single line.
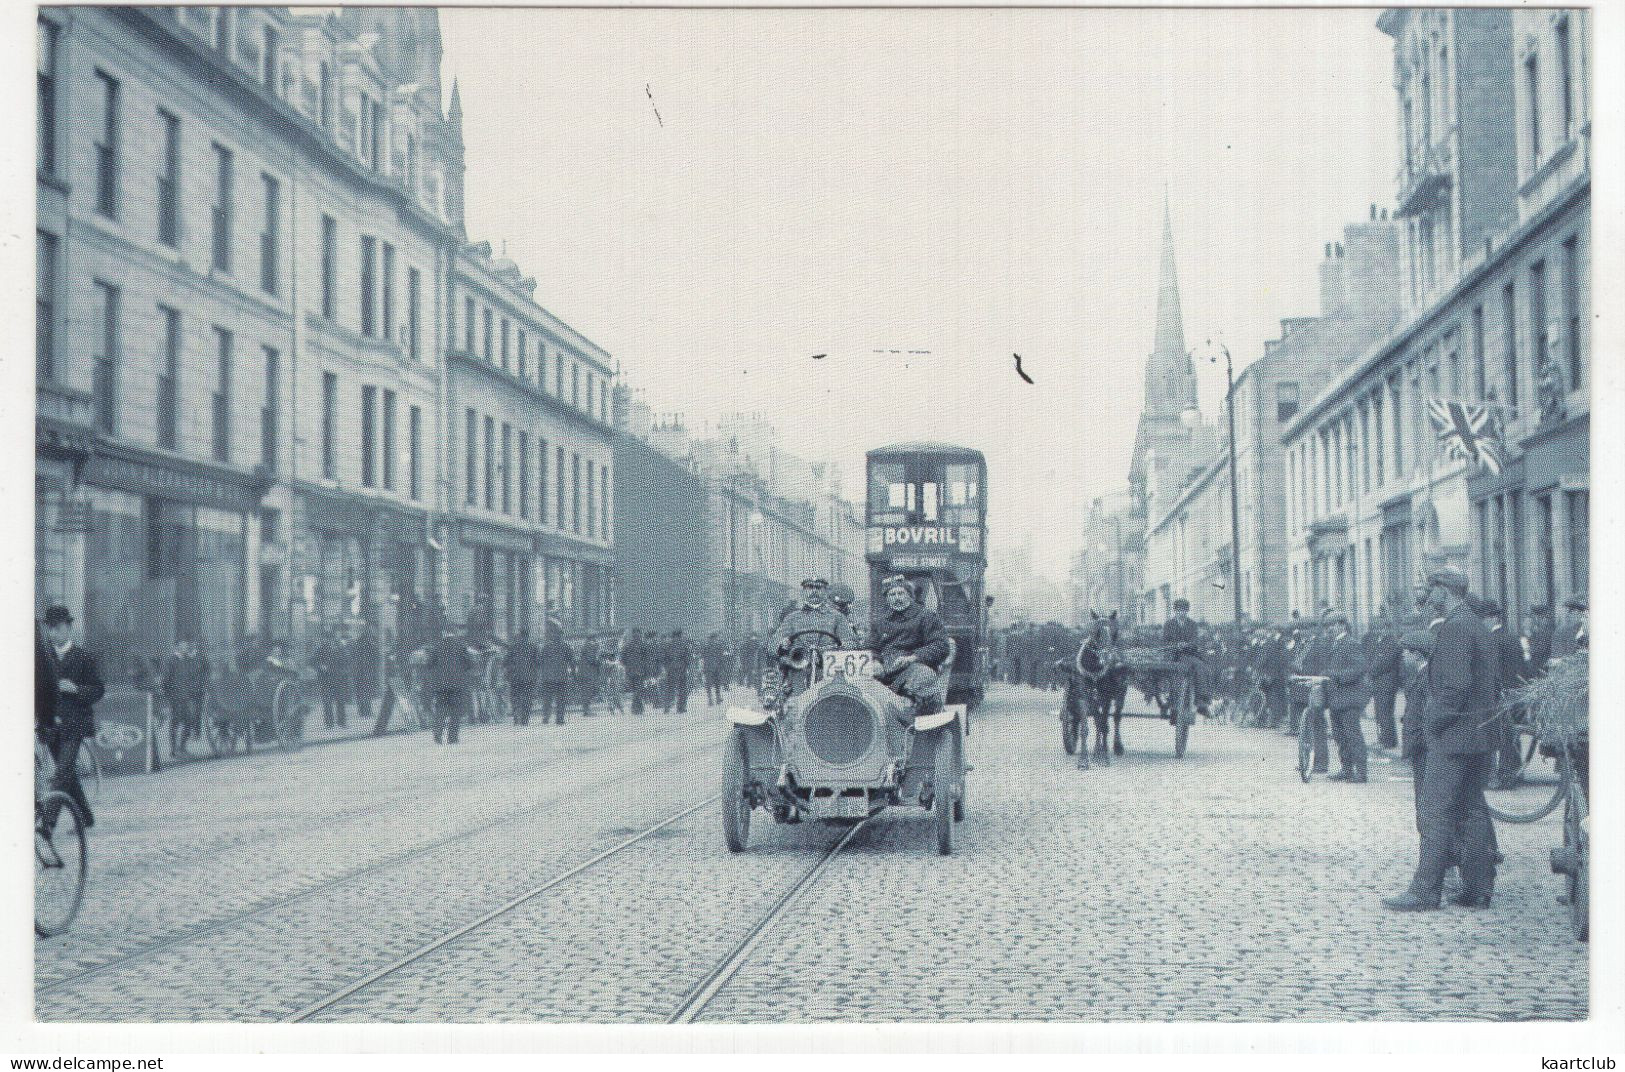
xmin=920 ymin=482 xmax=940 ymax=521
xmin=946 ymin=465 xmax=980 ymax=506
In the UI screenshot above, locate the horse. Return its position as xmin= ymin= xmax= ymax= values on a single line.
xmin=1075 ymin=612 xmax=1130 ymax=763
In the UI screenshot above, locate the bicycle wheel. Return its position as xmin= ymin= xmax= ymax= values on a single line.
xmin=1173 ymin=677 xmax=1193 ymax=758
xmin=1297 ymin=711 xmax=1314 ymax=782
xmin=75 ymin=746 xmax=102 ymax=804
xmin=1487 ymin=742 xmax=1568 ymax=823
xmin=1240 ymin=689 xmax=1268 ymax=728
xmin=273 ymin=680 xmax=307 ymax=753
xmin=35 ymin=791 xmax=88 ymax=937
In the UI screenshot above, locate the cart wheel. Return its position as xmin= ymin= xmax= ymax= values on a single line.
xmin=273 ymin=680 xmax=306 ymax=753
xmin=1297 ymin=713 xmax=1314 ymax=782
xmin=722 ymin=728 xmax=751 ymax=853
xmin=934 ymin=727 xmax=958 ymax=855
xmin=1566 ymin=786 xmax=1589 ymax=942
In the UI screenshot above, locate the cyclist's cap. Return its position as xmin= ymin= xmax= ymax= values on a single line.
xmin=1400 ymin=629 xmax=1435 ymax=655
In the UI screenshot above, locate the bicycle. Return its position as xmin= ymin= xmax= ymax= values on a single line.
xmin=1485 ymin=718 xmax=1572 ymax=824
xmin=1290 ymin=675 xmax=1329 ymax=782
xmin=34 ymin=740 xmax=89 ymax=937
xmin=1549 ymin=741 xmax=1589 ymax=943
xmin=75 ymin=742 xmax=102 ymax=804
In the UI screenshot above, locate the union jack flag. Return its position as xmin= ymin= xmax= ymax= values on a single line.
xmin=1427 ymin=398 xmax=1504 ymax=474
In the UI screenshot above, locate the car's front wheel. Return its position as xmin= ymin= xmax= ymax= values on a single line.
xmin=722 ymin=728 xmax=751 ymax=853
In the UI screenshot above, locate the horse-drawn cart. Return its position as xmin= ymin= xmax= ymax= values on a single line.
xmin=203 ymin=663 xmax=312 ymax=756
xmin=1120 ymin=645 xmax=1198 ymax=758
xmin=1060 ymin=627 xmax=1198 ymax=763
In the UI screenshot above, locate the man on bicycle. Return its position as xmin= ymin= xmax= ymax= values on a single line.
xmin=38 ymin=606 xmax=103 ymax=832
xmin=1161 ymin=598 xmax=1207 ymax=720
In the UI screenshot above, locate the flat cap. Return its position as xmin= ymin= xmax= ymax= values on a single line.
xmin=1425 ymin=567 xmax=1470 ymax=595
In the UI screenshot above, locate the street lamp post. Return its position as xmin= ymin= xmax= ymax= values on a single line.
xmin=1204 ymin=341 xmax=1245 ymax=624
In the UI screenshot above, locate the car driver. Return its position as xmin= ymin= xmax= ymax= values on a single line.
xmin=770 ymin=577 xmax=858 ymax=659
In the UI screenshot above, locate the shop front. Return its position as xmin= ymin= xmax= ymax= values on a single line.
xmin=294 ymin=491 xmax=436 ymax=655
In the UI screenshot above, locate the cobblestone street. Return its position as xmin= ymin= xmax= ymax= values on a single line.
xmin=35 ymin=684 xmax=1586 ymax=1024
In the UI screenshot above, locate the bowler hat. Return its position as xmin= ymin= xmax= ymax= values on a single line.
xmin=1426 ymin=568 xmax=1470 ymax=595
xmin=42 ymin=605 xmax=73 ymax=627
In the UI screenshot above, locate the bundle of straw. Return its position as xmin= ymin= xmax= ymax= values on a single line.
xmin=1507 ymin=651 xmax=1588 ymax=744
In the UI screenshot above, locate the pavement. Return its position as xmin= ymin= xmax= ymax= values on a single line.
xmin=36 ymin=683 xmax=1586 ymax=1023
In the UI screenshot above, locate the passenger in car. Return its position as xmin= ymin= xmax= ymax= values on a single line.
xmin=870 ymin=574 xmax=951 ymax=716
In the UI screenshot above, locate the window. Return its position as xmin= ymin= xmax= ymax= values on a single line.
xmin=1529 ymin=261 xmax=1548 ymax=397
xmin=555 ymin=446 xmax=565 ymax=526
xmin=518 ymin=431 xmax=530 ymax=518
xmin=36 ymin=231 xmax=57 ymax=381
xmin=1567 ymin=490 xmax=1588 ymax=594
xmin=158 ymin=305 xmax=180 ymax=450
xmin=601 ymin=463 xmax=611 ymax=539
xmin=211 ymin=143 xmax=233 ymax=273
xmin=538 ymin=439 xmax=550 ymax=523
xmin=1502 ymin=282 xmax=1519 ymax=412
xmin=360 ymin=236 xmax=377 ymax=336
xmin=1555 ymin=17 xmax=1574 ymax=139
xmin=1276 ymin=381 xmax=1299 ymax=423
xmin=93 ymin=281 xmax=119 ymax=434
xmin=260 ymin=173 xmax=280 ymax=294
xmin=367 ymin=96 xmax=382 ymax=172
xmin=95 ymin=70 xmax=120 ymax=218
xmin=464 ymin=296 xmax=475 ymax=353
xmin=212 ymin=327 xmax=232 ymax=462
xmin=500 ymin=318 xmax=510 ymax=372
xmin=318 ymin=63 xmax=332 ymax=130
xmin=1471 ymin=305 xmax=1486 ymax=401
xmin=587 ymin=462 xmax=596 ymax=536
xmin=214 ymin=7 xmax=231 ymax=52
xmin=408 ymin=405 xmax=423 ymax=501
xmin=261 ymin=346 xmax=279 ymax=470
xmin=321 ymin=215 xmax=337 ymax=319
xmin=465 ymin=409 xmax=477 ymax=505
xmin=500 ymin=422 xmax=512 ymax=514
xmin=572 ymin=363 xmax=580 ymax=407
xmin=407 ymin=267 xmax=422 ymax=360
xmin=1372 ymin=392 xmax=1386 ymax=486
xmin=158 ymin=110 xmax=180 ymax=246
xmin=484 ymin=416 xmax=495 ymax=510
xmin=1524 ymin=53 xmax=1542 ymax=164
xmin=555 ymin=355 xmax=564 ymax=397
xmin=1358 ymin=403 xmax=1371 ymax=496
xmin=381 ymin=389 xmax=396 ymax=491
xmin=360 ymin=385 xmax=377 ymax=487
xmin=483 ymin=308 xmax=493 ymax=362
xmin=37 ymin=18 xmax=58 ymax=176
xmin=322 ymin=373 xmax=339 ymax=479
xmin=1388 ymin=376 xmax=1404 ymax=477
xmin=1562 ymin=236 xmax=1582 ymax=389
xmin=517 ymin=330 xmax=528 ymax=380
xmin=572 ymin=452 xmax=581 ymax=533
xmin=261 ymin=25 xmax=279 ymax=90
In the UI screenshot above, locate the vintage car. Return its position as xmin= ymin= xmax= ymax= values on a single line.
xmin=722 ymin=629 xmax=967 ymax=854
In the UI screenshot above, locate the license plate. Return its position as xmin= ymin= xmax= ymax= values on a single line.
xmin=822 ymin=650 xmax=879 ymax=678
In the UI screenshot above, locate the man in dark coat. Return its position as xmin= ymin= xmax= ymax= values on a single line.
xmin=349 ymin=623 xmax=381 ymax=725
xmin=161 ymin=637 xmax=210 ymax=757
xmin=1365 ymin=611 xmax=1404 ymax=751
xmin=701 ymin=632 xmax=730 ymax=707
xmin=538 ymin=623 xmax=575 ymax=725
xmin=1293 ymin=616 xmax=1333 ymax=772
xmin=1161 ymin=598 xmax=1208 ymax=718
xmin=576 ymin=636 xmax=602 ymax=718
xmin=39 ymin=606 xmax=104 ymax=830
xmin=315 ymin=629 xmax=349 ymax=728
xmin=622 ymin=630 xmax=650 ymax=714
xmin=662 ymin=631 xmax=694 ymax=713
xmin=1524 ymin=606 xmax=1554 ymax=672
xmin=1257 ymin=628 xmax=1289 ymax=729
xmin=870 ymin=575 xmax=951 ymax=715
xmin=1479 ymin=601 xmax=1525 ymax=789
xmin=1384 ymin=568 xmax=1502 ymax=911
xmin=505 ymin=627 xmax=541 ymax=726
xmin=426 ymin=624 xmax=473 ymax=744
xmin=1322 ymin=610 xmax=1371 ymax=783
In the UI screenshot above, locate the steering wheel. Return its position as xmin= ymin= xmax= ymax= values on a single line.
xmin=780 ymin=628 xmax=843 ymax=668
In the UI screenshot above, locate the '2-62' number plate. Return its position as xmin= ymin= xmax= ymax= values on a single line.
xmin=822 ymin=650 xmax=879 ymax=678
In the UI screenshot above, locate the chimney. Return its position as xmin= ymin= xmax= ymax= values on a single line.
xmin=1318 ymin=237 xmax=1349 ymax=317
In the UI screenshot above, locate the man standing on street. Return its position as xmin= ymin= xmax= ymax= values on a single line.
xmin=1524 ymin=605 xmax=1555 ymax=672
xmin=622 ymin=629 xmax=649 ymax=715
xmin=1322 ymin=610 xmax=1370 ymax=783
xmin=1384 ymin=568 xmax=1501 ymax=911
xmin=702 ymin=632 xmax=729 ymax=707
xmin=350 ymin=623 xmax=380 ymax=728
xmin=39 ymin=606 xmax=104 ymax=830
xmin=505 ymin=627 xmax=541 ymax=726
xmin=426 ymin=623 xmax=472 ymax=745
xmin=577 ymin=635 xmax=602 ymax=718
xmin=538 ymin=622 xmax=575 ymax=725
xmin=664 ymin=630 xmax=694 ymax=713
xmin=316 ymin=628 xmax=349 ymax=729
xmin=1365 ymin=610 xmax=1403 ymax=751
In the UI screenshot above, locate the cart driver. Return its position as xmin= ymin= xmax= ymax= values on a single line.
xmin=871 ymin=574 xmax=951 ymax=718
xmin=1162 ymin=598 xmax=1210 ymax=718
xmin=770 ymin=577 xmax=858 ymax=659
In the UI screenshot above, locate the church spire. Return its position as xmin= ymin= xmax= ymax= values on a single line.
xmin=1144 ymin=191 xmax=1196 ymax=418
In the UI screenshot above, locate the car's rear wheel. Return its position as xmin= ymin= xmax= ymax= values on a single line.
xmin=722 ymin=728 xmax=751 ymax=853
xmin=934 ymin=729 xmax=957 ymax=855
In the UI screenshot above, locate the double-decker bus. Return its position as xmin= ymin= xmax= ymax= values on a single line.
xmin=865 ymin=443 xmax=989 ymax=708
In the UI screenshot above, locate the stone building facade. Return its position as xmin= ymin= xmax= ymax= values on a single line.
xmin=36 ymin=6 xmax=614 ymax=674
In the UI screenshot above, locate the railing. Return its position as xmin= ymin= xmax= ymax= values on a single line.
xmin=1396 ymin=135 xmax=1455 ymax=216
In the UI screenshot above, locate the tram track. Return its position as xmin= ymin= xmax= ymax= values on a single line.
xmin=283 ymin=797 xmax=869 ymax=1024
xmin=36 ymin=730 xmax=725 ymax=998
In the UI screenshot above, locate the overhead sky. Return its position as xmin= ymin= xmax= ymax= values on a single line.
xmin=437 ymin=7 xmax=1398 ymax=582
